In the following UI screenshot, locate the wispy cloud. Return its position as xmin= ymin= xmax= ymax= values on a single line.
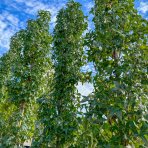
xmin=0 ymin=11 xmax=19 ymax=51
xmin=14 ymin=0 xmax=65 ymax=23
xmin=85 ymin=1 xmax=93 ymax=10
xmin=0 ymin=0 xmax=65 ymax=54
xmin=138 ymin=2 xmax=148 ymax=14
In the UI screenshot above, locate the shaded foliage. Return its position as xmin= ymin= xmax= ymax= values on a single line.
xmin=0 ymin=0 xmax=147 ymax=147
xmin=0 ymin=10 xmax=52 ymax=147
xmin=32 ymin=1 xmax=87 ymax=147
xmin=84 ymin=0 xmax=148 ymax=147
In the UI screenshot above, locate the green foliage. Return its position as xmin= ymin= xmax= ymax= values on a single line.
xmin=0 ymin=49 xmax=19 ymax=146
xmin=0 ymin=0 xmax=147 ymax=147
xmin=0 ymin=10 xmax=52 ymax=147
xmin=85 ymin=0 xmax=148 ymax=147
xmin=32 ymin=1 xmax=87 ymax=147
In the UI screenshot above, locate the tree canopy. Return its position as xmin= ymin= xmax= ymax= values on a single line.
xmin=0 ymin=0 xmax=147 ymax=147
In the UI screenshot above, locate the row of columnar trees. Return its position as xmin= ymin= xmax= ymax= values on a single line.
xmin=0 ymin=0 xmax=147 ymax=147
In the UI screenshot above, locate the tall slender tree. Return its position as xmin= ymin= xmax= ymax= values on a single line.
xmin=33 ymin=1 xmax=87 ymax=147
xmin=1 ymin=10 xmax=52 ymax=147
xmin=86 ymin=0 xmax=148 ymax=147
xmin=0 ymin=50 xmax=18 ymax=144
xmin=0 ymin=45 xmax=19 ymax=103
xmin=0 ymin=53 xmax=10 ymax=102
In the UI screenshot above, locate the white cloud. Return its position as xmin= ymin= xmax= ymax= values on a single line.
xmin=14 ymin=0 xmax=65 ymax=24
xmin=138 ymin=2 xmax=148 ymax=14
xmin=0 ymin=0 xmax=65 ymax=52
xmin=0 ymin=20 xmax=7 ymax=31
xmin=1 ymin=12 xmax=19 ymax=27
xmin=0 ymin=12 xmax=19 ymax=50
xmin=77 ymin=82 xmax=94 ymax=96
xmin=0 ymin=28 xmax=14 ymax=49
xmin=85 ymin=2 xmax=93 ymax=10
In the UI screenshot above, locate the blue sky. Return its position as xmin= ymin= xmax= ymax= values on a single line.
xmin=0 ymin=0 xmax=148 ymax=56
